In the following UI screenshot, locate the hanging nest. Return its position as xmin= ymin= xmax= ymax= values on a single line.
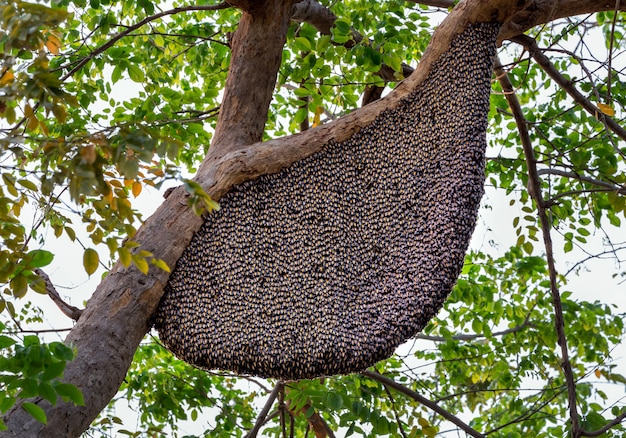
xmin=153 ymin=22 xmax=500 ymax=380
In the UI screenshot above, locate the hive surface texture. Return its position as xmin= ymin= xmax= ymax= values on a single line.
xmin=154 ymin=23 xmax=500 ymax=380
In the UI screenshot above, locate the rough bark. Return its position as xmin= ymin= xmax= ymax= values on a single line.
xmin=0 ymin=0 xmax=581 ymax=435
xmin=207 ymin=0 xmax=295 ymax=157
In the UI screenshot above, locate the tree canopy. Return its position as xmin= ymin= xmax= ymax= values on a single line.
xmin=0 ymin=0 xmax=625 ymax=436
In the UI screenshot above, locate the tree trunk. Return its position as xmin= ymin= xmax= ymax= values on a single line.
xmin=0 ymin=0 xmax=531 ymax=435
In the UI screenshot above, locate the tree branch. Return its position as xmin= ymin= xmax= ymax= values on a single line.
xmin=245 ymin=383 xmax=283 ymax=438
xmin=581 ymin=411 xmax=626 ymax=437
xmin=34 ymin=269 xmax=83 ymax=321
xmin=361 ymin=370 xmax=485 ymax=438
xmin=494 ymin=56 xmax=582 ymax=436
xmin=499 ymin=0 xmax=626 ymax=41
xmin=536 ymin=169 xmax=626 ymax=194
xmin=205 ymin=0 xmax=296 ymax=157
xmin=416 ymin=317 xmax=533 ymax=342
xmin=381 ymin=384 xmax=409 ymax=438
xmin=511 ymin=34 xmax=626 ymax=143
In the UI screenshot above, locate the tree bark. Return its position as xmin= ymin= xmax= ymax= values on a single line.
xmin=0 ymin=0 xmax=558 ymax=435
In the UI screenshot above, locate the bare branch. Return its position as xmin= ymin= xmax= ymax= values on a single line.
xmin=34 ymin=269 xmax=83 ymax=321
xmin=494 ymin=56 xmax=582 ymax=436
xmin=416 ymin=318 xmax=533 ymax=342
xmin=511 ymin=35 xmax=626 ymax=143
xmin=361 ymin=370 xmax=485 ymax=438
xmin=405 ymin=0 xmax=454 ymax=8
xmin=499 ymin=0 xmax=626 ymax=41
xmin=537 ymin=169 xmax=626 ymax=193
xmin=291 ymin=0 xmax=338 ymax=35
xmin=381 ymin=384 xmax=409 ymax=438
xmin=245 ymin=383 xmax=283 ymax=438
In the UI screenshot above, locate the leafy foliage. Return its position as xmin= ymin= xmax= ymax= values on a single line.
xmin=1 ymin=0 xmax=625 ymax=437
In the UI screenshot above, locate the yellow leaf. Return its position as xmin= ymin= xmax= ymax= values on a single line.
xmin=131 ymin=181 xmax=142 ymax=197
xmin=312 ymin=106 xmax=323 ymax=127
xmin=0 ymin=70 xmax=14 ymax=85
xmin=598 ymin=102 xmax=615 ymax=117
xmin=151 ymin=258 xmax=170 ymax=273
xmin=83 ymin=248 xmax=99 ymax=276
xmin=45 ymin=34 xmax=62 ymax=55
xmin=27 ymin=116 xmax=39 ymax=132
xmin=118 ymin=247 xmax=132 ymax=268
xmin=132 ymin=255 xmax=149 ymax=274
xmin=595 ymin=368 xmax=602 ymax=378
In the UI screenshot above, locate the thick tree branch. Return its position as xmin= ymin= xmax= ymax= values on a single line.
xmin=291 ymin=0 xmax=338 ymax=35
xmin=407 ymin=1 xmax=626 ymax=44
xmin=511 ymin=35 xmax=626 ymax=143
xmin=34 ymin=269 xmax=83 ymax=321
xmin=361 ymin=370 xmax=485 ymax=438
xmin=206 ymin=0 xmax=296 ymax=157
xmin=499 ymin=0 xmax=626 ymax=41
xmin=494 ymin=57 xmax=582 ymax=437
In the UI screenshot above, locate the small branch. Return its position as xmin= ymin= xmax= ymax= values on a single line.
xmin=581 ymin=411 xmax=626 ymax=437
xmin=405 ymin=0 xmax=455 ymax=8
xmin=381 ymin=384 xmax=409 ymax=438
xmin=494 ymin=57 xmax=581 ymax=436
xmin=606 ymin=0 xmax=620 ymax=102
xmin=536 ymin=169 xmax=626 ymax=193
xmin=245 ymin=382 xmax=283 ymax=438
xmin=60 ymin=3 xmax=230 ymax=81
xmin=34 ymin=269 xmax=83 ymax=321
xmin=284 ymin=392 xmax=336 ymax=438
xmin=511 ymin=35 xmax=626 ymax=144
xmin=361 ymin=370 xmax=485 ymax=438
xmin=416 ymin=319 xmax=532 ymax=342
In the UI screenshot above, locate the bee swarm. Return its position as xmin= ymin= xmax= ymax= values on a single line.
xmin=154 ymin=23 xmax=500 ymax=380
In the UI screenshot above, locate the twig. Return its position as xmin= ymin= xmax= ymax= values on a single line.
xmin=245 ymin=382 xmax=284 ymax=438
xmin=34 ymin=269 xmax=83 ymax=321
xmin=416 ymin=318 xmax=532 ymax=342
xmin=361 ymin=370 xmax=485 ymax=438
xmin=511 ymin=35 xmax=626 ymax=144
xmin=60 ymin=3 xmax=230 ymax=81
xmin=381 ymin=384 xmax=409 ymax=438
xmin=536 ymin=169 xmax=625 ymax=193
xmin=606 ymin=0 xmax=620 ymax=102
xmin=494 ymin=57 xmax=581 ymax=436
xmin=404 ymin=0 xmax=455 ymax=8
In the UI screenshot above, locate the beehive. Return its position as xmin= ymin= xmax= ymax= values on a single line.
xmin=154 ymin=22 xmax=500 ymax=380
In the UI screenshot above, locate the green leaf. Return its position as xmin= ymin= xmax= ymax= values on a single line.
xmin=17 ymin=179 xmax=38 ymax=191
xmin=326 ymin=392 xmax=343 ymax=410
xmin=127 ymin=64 xmax=145 ymax=83
xmin=22 ymin=402 xmax=47 ymax=424
xmin=55 ymin=383 xmax=84 ymax=406
xmin=28 ymin=250 xmax=54 ymax=268
xmin=0 ymin=335 xmax=16 ymax=349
